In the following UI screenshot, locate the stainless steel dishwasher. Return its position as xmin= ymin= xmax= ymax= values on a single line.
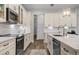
xmin=53 ymin=38 xmax=61 ymax=55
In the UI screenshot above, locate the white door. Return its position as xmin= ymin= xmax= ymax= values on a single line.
xmin=37 ymin=14 xmax=44 ymax=40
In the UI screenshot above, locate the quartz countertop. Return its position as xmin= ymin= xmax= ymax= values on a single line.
xmin=0 ymin=37 xmax=16 ymax=44
xmin=47 ymin=33 xmax=79 ymax=50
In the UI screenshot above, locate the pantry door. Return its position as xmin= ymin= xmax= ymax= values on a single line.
xmin=37 ymin=14 xmax=44 ymax=40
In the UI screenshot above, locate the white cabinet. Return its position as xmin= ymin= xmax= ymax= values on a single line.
xmin=77 ymin=50 xmax=79 ymax=55
xmin=24 ymin=33 xmax=34 ymax=51
xmin=60 ymin=13 xmax=76 ymax=27
xmin=8 ymin=4 xmax=19 ymax=14
xmin=44 ymin=33 xmax=48 ymax=43
xmin=18 ymin=5 xmax=28 ymax=25
xmin=45 ymin=13 xmax=59 ymax=27
xmin=61 ymin=42 xmax=76 ymax=55
xmin=47 ymin=35 xmax=53 ymax=55
xmin=0 ymin=4 xmax=6 ymax=22
xmin=0 ymin=39 xmax=16 ymax=55
xmin=45 ymin=12 xmax=76 ymax=27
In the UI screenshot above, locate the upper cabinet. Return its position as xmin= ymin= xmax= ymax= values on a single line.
xmin=0 ymin=4 xmax=6 ymax=22
xmin=7 ymin=4 xmax=19 ymax=14
xmin=45 ymin=13 xmax=59 ymax=27
xmin=6 ymin=4 xmax=28 ymax=24
xmin=0 ymin=4 xmax=28 ymax=24
xmin=18 ymin=5 xmax=24 ymax=24
xmin=0 ymin=4 xmax=4 ymax=18
xmin=45 ymin=12 xmax=77 ymax=27
xmin=60 ymin=13 xmax=76 ymax=27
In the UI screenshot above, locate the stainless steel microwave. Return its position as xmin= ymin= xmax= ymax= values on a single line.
xmin=6 ymin=8 xmax=18 ymax=24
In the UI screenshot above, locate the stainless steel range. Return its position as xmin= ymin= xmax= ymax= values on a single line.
xmin=16 ymin=34 xmax=24 ymax=55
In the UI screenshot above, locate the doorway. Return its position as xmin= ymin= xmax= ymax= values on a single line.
xmin=34 ymin=15 xmax=37 ymax=40
xmin=33 ymin=14 xmax=44 ymax=40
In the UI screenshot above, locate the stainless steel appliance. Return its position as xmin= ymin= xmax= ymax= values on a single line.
xmin=6 ymin=8 xmax=18 ymax=24
xmin=53 ymin=38 xmax=61 ymax=55
xmin=16 ymin=35 xmax=24 ymax=55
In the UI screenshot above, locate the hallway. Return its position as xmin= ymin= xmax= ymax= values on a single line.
xmin=24 ymin=40 xmax=50 ymax=55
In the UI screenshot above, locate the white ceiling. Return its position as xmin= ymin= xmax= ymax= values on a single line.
xmin=23 ymin=4 xmax=79 ymax=12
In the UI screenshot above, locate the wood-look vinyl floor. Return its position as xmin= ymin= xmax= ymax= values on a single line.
xmin=24 ymin=40 xmax=50 ymax=55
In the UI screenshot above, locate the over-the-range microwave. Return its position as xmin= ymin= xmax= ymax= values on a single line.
xmin=6 ymin=8 xmax=18 ymax=24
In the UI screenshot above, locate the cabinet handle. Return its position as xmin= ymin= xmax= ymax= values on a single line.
xmin=3 ymin=43 xmax=9 ymax=46
xmin=63 ymin=48 xmax=69 ymax=53
xmin=5 ymin=51 xmax=9 ymax=55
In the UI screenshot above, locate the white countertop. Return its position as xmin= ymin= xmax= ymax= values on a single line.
xmin=0 ymin=37 xmax=16 ymax=44
xmin=48 ymin=33 xmax=79 ymax=50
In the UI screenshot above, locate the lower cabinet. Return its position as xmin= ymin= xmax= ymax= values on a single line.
xmin=61 ymin=42 xmax=76 ymax=55
xmin=0 ymin=39 xmax=16 ymax=55
xmin=24 ymin=33 xmax=34 ymax=51
xmin=76 ymin=50 xmax=79 ymax=55
xmin=47 ymin=35 xmax=53 ymax=55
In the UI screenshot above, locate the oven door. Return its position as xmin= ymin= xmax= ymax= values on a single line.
xmin=16 ymin=35 xmax=24 ymax=55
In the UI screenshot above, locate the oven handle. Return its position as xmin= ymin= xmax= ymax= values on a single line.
xmin=17 ymin=38 xmax=23 ymax=42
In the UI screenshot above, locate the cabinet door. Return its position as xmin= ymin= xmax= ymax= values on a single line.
xmin=45 ymin=13 xmax=59 ymax=27
xmin=30 ymin=34 xmax=34 ymax=43
xmin=47 ymin=35 xmax=53 ymax=55
xmin=77 ymin=50 xmax=79 ymax=55
xmin=8 ymin=4 xmax=19 ymax=14
xmin=60 ymin=13 xmax=76 ymax=27
xmin=70 ymin=13 xmax=76 ymax=27
xmin=18 ymin=5 xmax=24 ymax=24
xmin=24 ymin=34 xmax=31 ymax=50
xmin=61 ymin=42 xmax=76 ymax=55
xmin=44 ymin=33 xmax=48 ymax=43
xmin=24 ymin=34 xmax=28 ymax=50
xmin=0 ymin=4 xmax=6 ymax=22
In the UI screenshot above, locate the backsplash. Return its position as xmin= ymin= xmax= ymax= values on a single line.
xmin=44 ymin=26 xmax=77 ymax=35
xmin=0 ymin=24 xmax=27 ymax=35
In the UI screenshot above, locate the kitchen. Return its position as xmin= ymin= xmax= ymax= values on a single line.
xmin=0 ymin=4 xmax=79 ymax=55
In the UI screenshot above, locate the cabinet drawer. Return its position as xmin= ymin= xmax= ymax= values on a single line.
xmin=0 ymin=39 xmax=15 ymax=55
xmin=0 ymin=41 xmax=10 ymax=51
xmin=0 ymin=47 xmax=10 ymax=55
xmin=0 ymin=48 xmax=15 ymax=55
xmin=0 ymin=39 xmax=15 ymax=51
xmin=61 ymin=43 xmax=76 ymax=55
xmin=0 ymin=44 xmax=15 ymax=55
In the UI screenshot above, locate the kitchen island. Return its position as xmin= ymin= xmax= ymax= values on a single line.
xmin=47 ymin=33 xmax=79 ymax=55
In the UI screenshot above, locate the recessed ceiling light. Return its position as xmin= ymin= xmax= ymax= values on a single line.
xmin=50 ymin=4 xmax=54 ymax=7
